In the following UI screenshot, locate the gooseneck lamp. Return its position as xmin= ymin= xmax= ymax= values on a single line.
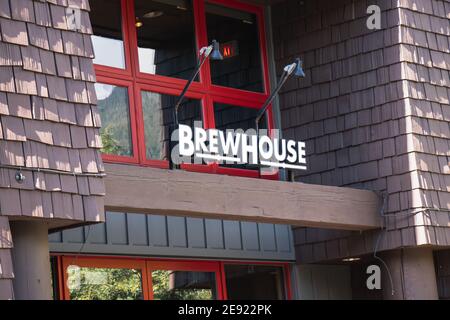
xmin=255 ymin=58 xmax=305 ymax=177
xmin=169 ymin=40 xmax=223 ymax=168
xmin=173 ymin=40 xmax=223 ymax=125
xmin=255 ymin=58 xmax=305 ymax=130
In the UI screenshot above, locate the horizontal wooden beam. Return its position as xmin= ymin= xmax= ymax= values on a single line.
xmin=104 ymin=164 xmax=381 ymax=231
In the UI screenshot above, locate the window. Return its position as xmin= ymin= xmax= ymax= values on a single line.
xmin=140 ymin=90 xmax=203 ymax=161
xmin=151 ymin=270 xmax=217 ymax=300
xmin=90 ymin=0 xmax=126 ymax=69
xmin=60 ymin=258 xmax=150 ymax=300
xmin=134 ymin=0 xmax=198 ymax=80
xmin=97 ymin=83 xmax=133 ymax=157
xmin=50 ymin=256 xmax=60 ymax=300
xmin=57 ymin=256 xmax=290 ymax=300
xmin=224 ymin=264 xmax=286 ymax=300
xmin=67 ymin=266 xmax=145 ymax=300
xmin=206 ymin=3 xmax=264 ymax=92
xmin=91 ymin=0 xmax=272 ymax=177
xmin=214 ymin=102 xmax=267 ymax=170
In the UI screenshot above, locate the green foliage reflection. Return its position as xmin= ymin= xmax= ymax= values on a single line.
xmin=68 ymin=267 xmax=143 ymax=300
xmin=152 ymin=270 xmax=214 ymax=300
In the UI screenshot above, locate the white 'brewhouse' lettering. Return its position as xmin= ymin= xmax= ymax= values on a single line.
xmin=179 ymin=124 xmax=194 ymax=156
xmin=177 ymin=124 xmax=307 ymax=170
xmin=220 ymin=130 xmax=240 ymax=157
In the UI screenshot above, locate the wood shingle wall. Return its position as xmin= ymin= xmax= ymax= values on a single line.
xmin=272 ymin=0 xmax=450 ymax=263
xmin=0 ymin=0 xmax=104 ymax=298
xmin=0 ymin=0 xmax=104 ymax=225
xmin=395 ymin=0 xmax=450 ymax=246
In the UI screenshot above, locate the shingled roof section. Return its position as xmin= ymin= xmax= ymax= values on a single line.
xmin=0 ymin=0 xmax=105 ymax=228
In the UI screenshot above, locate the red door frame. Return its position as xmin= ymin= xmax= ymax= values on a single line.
xmin=220 ymin=260 xmax=293 ymax=300
xmin=55 ymin=255 xmax=292 ymax=300
xmin=92 ymin=0 xmax=277 ymax=179
xmin=59 ymin=256 xmax=151 ymax=300
xmin=146 ymin=259 xmax=224 ymax=300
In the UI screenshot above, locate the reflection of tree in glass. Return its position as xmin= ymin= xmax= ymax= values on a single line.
xmin=68 ymin=267 xmax=143 ymax=300
xmin=152 ymin=270 xmax=213 ymax=300
xmin=97 ymin=86 xmax=133 ymax=156
xmin=101 ymin=125 xmax=125 ymax=155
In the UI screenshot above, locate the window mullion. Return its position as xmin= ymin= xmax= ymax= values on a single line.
xmin=123 ymin=0 xmax=139 ymax=78
xmin=124 ymin=0 xmax=149 ymax=165
xmin=194 ymin=0 xmax=212 ymax=89
xmin=194 ymin=0 xmax=215 ymax=132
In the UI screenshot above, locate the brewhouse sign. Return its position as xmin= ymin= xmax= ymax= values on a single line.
xmin=171 ymin=123 xmax=307 ymax=170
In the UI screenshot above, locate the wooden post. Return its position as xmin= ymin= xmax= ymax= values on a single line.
xmin=381 ymin=248 xmax=438 ymax=300
xmin=10 ymin=221 xmax=52 ymax=300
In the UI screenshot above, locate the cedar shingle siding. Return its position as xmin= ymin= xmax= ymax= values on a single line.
xmin=0 ymin=0 xmax=103 ymax=299
xmin=272 ymin=0 xmax=450 ymax=262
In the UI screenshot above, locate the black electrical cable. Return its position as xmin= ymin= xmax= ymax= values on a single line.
xmin=0 ymin=164 xmax=106 ymax=178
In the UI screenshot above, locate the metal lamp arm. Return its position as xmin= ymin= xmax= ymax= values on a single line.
xmin=254 ymin=60 xmax=300 ymax=128
xmin=255 ymin=70 xmax=288 ymax=128
xmin=173 ymin=44 xmax=213 ymax=125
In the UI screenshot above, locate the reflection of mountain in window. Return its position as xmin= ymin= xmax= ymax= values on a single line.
xmin=142 ymin=91 xmax=164 ymax=159
xmin=95 ymin=83 xmax=133 ymax=156
xmin=142 ymin=91 xmax=203 ymax=161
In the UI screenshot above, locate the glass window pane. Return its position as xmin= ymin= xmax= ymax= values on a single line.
xmin=214 ymin=103 xmax=266 ymax=131
xmin=96 ymin=83 xmax=133 ymax=157
xmin=225 ymin=265 xmax=285 ymax=300
xmin=141 ymin=90 xmax=202 ymax=160
xmin=134 ymin=0 xmax=198 ymax=80
xmin=50 ymin=256 xmax=58 ymax=300
xmin=206 ymin=4 xmax=264 ymax=92
xmin=152 ymin=270 xmax=217 ymax=300
xmin=67 ymin=266 xmax=144 ymax=300
xmin=214 ymin=102 xmax=266 ymax=170
xmin=90 ymin=0 xmax=126 ymax=69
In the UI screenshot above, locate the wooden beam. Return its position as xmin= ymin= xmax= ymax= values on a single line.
xmin=104 ymin=164 xmax=381 ymax=230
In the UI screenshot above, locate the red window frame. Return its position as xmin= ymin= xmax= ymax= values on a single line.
xmin=96 ymin=75 xmax=140 ymax=164
xmin=94 ymin=0 xmax=275 ymax=179
xmin=146 ymin=260 xmax=225 ymax=300
xmin=59 ymin=256 xmax=151 ymax=300
xmin=55 ymin=255 xmax=291 ymax=300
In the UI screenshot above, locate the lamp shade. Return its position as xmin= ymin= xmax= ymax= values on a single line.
xmin=210 ymin=40 xmax=223 ymax=60
xmin=294 ymin=58 xmax=305 ymax=78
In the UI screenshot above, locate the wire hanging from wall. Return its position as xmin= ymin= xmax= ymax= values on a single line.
xmin=0 ymin=164 xmax=106 ymax=178
xmin=373 ymin=191 xmax=395 ymax=296
xmin=372 ymin=191 xmax=447 ymax=297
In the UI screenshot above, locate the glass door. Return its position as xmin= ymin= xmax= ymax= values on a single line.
xmin=59 ymin=256 xmax=289 ymax=300
xmin=223 ymin=264 xmax=287 ymax=299
xmin=60 ymin=257 xmax=223 ymax=300
xmin=61 ymin=257 xmax=150 ymax=300
xmin=147 ymin=260 xmax=224 ymax=300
